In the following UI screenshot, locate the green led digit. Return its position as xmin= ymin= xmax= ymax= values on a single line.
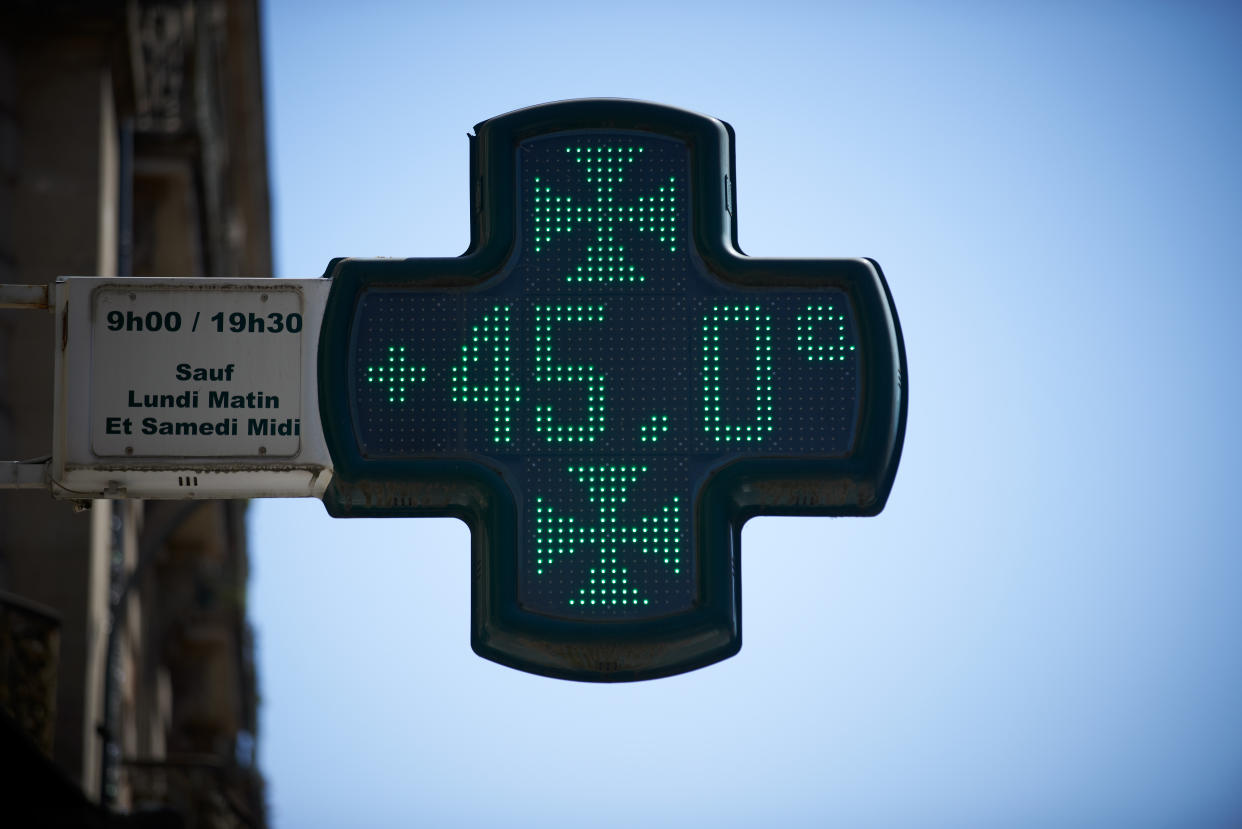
xmin=796 ymin=303 xmax=856 ymax=362
xmin=701 ymin=304 xmax=775 ymax=442
xmin=533 ymin=304 xmax=606 ymax=443
xmin=450 ymin=304 xmax=520 ymax=442
xmin=532 ymin=143 xmax=678 ymax=283
xmin=365 ymin=345 xmax=426 ymax=403
xmin=533 ymin=465 xmax=681 ymax=609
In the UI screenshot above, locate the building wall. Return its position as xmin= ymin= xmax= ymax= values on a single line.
xmin=0 ymin=23 xmax=117 ymax=794
xmin=0 ymin=2 xmax=270 ymax=824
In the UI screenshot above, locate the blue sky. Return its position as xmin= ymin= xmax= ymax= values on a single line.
xmin=250 ymin=2 xmax=1242 ymax=825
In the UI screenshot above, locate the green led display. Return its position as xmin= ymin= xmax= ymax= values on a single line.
xmin=349 ymin=132 xmax=859 ymax=620
xmin=321 ymin=100 xmax=906 ymax=681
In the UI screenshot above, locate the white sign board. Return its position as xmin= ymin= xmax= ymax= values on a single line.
xmin=90 ymin=284 xmax=303 ymax=457
xmin=53 ymin=277 xmax=333 ymax=500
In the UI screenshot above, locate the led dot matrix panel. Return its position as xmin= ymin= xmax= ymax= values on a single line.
xmin=319 ymin=100 xmax=907 ymax=682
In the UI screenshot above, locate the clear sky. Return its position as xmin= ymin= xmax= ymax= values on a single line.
xmin=250 ymin=1 xmax=1242 ymax=825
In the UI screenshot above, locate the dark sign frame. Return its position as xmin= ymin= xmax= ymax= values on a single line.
xmin=317 ymin=99 xmax=907 ymax=681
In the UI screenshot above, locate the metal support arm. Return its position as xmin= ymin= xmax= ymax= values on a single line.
xmin=0 ymin=284 xmax=51 ymax=310
xmin=0 ymin=461 xmax=50 ymax=490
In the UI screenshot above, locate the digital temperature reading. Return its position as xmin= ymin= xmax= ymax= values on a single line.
xmin=318 ymin=101 xmax=906 ymax=681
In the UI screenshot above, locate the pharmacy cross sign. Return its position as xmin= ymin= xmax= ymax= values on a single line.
xmin=317 ymin=99 xmax=907 ymax=682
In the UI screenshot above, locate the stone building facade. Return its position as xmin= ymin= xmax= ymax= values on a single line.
xmin=0 ymin=1 xmax=270 ymax=824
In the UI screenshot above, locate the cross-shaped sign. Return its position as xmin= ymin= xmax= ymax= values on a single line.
xmin=318 ymin=100 xmax=907 ymax=681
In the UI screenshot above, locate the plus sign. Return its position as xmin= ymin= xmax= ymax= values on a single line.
xmin=319 ymin=99 xmax=907 ymax=682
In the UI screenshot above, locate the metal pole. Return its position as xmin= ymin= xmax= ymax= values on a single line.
xmin=99 ymin=501 xmax=126 ymax=806
xmin=99 ymin=500 xmax=202 ymax=807
xmin=0 ymin=284 xmax=50 ymax=310
xmin=98 ymin=113 xmax=134 ymax=809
